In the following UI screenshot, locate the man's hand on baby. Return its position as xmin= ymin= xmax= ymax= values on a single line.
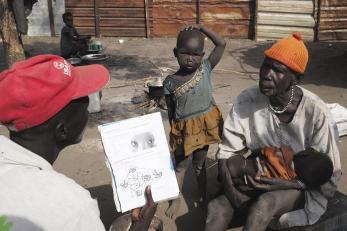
xmin=247 ymin=175 xmax=306 ymax=191
xmin=224 ymin=168 xmax=250 ymax=208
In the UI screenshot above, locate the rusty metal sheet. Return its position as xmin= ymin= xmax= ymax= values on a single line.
xmin=100 ymin=27 xmax=147 ymax=37
xmin=153 ymin=0 xmax=254 ymax=38
xmin=153 ymin=19 xmax=196 ymax=37
xmin=99 ymin=0 xmax=145 ymax=8
xmin=100 ymin=7 xmax=150 ymax=18
xmin=65 ymin=0 xmax=152 ymax=38
xmin=65 ymin=0 xmax=94 ymax=8
xmin=201 ymin=21 xmax=251 ymax=38
xmin=65 ymin=8 xmax=94 ymax=17
xmin=153 ymin=4 xmax=196 ymax=19
xmin=73 ymin=17 xmax=95 ymax=27
xmin=319 ymin=0 xmax=347 ymax=40
xmin=320 ymin=0 xmax=347 ymax=7
xmin=100 ymin=18 xmax=146 ymax=28
xmin=201 ymin=5 xmax=251 ymax=20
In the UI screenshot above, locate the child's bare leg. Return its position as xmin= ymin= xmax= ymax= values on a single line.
xmin=205 ymin=194 xmax=234 ymax=231
xmin=192 ymin=146 xmax=208 ymax=208
xmin=243 ymin=189 xmax=304 ymax=231
xmin=165 ymin=150 xmax=188 ymax=218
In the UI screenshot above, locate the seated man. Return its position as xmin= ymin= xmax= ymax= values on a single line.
xmin=60 ymin=12 xmax=91 ymax=58
xmin=0 ymin=55 xmax=156 ymax=231
xmin=206 ymin=33 xmax=341 ymax=231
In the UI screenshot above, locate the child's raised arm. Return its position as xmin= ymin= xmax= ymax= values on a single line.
xmin=189 ymin=25 xmax=226 ymax=69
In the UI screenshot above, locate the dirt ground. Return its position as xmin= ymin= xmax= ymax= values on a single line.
xmin=1 ymin=36 xmax=347 ymax=231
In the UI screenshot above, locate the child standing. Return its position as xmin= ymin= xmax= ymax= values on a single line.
xmin=163 ymin=25 xmax=226 ymax=218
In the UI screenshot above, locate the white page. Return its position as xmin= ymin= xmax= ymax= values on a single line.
xmin=99 ymin=112 xmax=179 ymax=212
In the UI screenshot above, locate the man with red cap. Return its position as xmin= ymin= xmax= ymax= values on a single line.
xmin=0 ymin=55 xmax=156 ymax=231
xmin=205 ymin=33 xmax=341 ymax=230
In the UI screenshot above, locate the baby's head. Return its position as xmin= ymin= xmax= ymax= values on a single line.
xmin=294 ymin=149 xmax=333 ymax=188
xmin=174 ymin=29 xmax=205 ymax=72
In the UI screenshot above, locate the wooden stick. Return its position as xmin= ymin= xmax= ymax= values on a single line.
xmin=47 ymin=0 xmax=55 ymax=36
xmin=144 ymin=0 xmax=151 ymax=38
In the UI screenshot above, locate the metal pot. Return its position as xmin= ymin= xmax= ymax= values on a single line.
xmin=147 ymin=79 xmax=164 ymax=99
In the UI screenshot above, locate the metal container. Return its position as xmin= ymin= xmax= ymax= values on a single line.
xmin=147 ymin=78 xmax=164 ymax=99
xmin=66 ymin=57 xmax=82 ymax=65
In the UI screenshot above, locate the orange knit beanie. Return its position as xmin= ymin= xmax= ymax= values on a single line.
xmin=264 ymin=32 xmax=308 ymax=74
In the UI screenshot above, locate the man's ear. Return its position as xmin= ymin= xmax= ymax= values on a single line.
xmin=173 ymin=48 xmax=178 ymax=57
xmin=55 ymin=121 xmax=68 ymax=142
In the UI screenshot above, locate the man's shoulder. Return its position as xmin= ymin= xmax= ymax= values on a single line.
xmin=230 ymin=86 xmax=265 ymax=117
xmin=235 ymin=85 xmax=264 ymax=106
xmin=0 ymin=165 xmax=102 ymax=230
xmin=301 ymin=87 xmax=329 ymax=114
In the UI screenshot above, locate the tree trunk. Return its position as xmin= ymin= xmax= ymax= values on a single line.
xmin=0 ymin=0 xmax=25 ymax=68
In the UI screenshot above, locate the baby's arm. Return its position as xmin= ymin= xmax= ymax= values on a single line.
xmin=191 ymin=25 xmax=226 ymax=69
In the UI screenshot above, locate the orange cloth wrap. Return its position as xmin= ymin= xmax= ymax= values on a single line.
xmin=261 ymin=147 xmax=297 ymax=180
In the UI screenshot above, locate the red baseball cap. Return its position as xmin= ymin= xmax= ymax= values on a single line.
xmin=0 ymin=54 xmax=110 ymax=131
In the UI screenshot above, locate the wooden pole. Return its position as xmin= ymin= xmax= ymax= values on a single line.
xmin=47 ymin=0 xmax=55 ymax=36
xmin=0 ymin=0 xmax=25 ymax=68
xmin=196 ymin=0 xmax=200 ymax=24
xmin=144 ymin=0 xmax=150 ymax=38
xmin=95 ymin=0 xmax=100 ymax=37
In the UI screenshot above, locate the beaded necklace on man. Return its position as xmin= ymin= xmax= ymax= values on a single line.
xmin=268 ymin=86 xmax=294 ymax=114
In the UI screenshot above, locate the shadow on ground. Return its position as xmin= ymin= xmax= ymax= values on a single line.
xmin=175 ymin=157 xmax=220 ymax=231
xmin=87 ymin=184 xmax=122 ymax=230
xmin=231 ymin=41 xmax=347 ymax=89
xmin=105 ymin=55 xmax=173 ymax=80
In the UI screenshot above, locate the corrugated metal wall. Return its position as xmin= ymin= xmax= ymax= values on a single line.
xmin=152 ymin=0 xmax=255 ymax=38
xmin=65 ymin=0 xmax=153 ymax=37
xmin=65 ymin=0 xmax=95 ymax=35
xmin=318 ymin=0 xmax=347 ymax=41
xmin=256 ymin=0 xmax=315 ymax=41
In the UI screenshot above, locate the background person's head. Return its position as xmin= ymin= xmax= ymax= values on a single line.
xmin=294 ymin=149 xmax=334 ymax=188
xmin=62 ymin=12 xmax=73 ymax=27
xmin=174 ymin=28 xmax=205 ymax=73
xmin=0 ymin=55 xmax=109 ymax=164
xmin=259 ymin=33 xmax=308 ymax=97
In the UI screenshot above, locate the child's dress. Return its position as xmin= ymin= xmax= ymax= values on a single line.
xmin=163 ymin=59 xmax=223 ymax=156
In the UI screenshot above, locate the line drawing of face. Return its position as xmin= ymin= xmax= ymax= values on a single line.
xmin=130 ymin=132 xmax=156 ymax=153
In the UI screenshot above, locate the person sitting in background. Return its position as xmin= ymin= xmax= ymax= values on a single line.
xmin=0 ymin=54 xmax=156 ymax=231
xmin=60 ymin=12 xmax=91 ymax=58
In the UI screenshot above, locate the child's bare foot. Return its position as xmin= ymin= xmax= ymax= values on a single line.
xmin=165 ymin=198 xmax=181 ymax=219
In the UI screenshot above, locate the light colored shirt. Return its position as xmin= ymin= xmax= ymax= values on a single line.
xmin=218 ymin=86 xmax=342 ymax=228
xmin=0 ymin=135 xmax=105 ymax=231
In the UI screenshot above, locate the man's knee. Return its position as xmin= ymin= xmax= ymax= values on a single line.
xmin=206 ymin=196 xmax=233 ymax=230
xmin=207 ymin=196 xmax=233 ymax=218
xmin=252 ymin=193 xmax=277 ymax=221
